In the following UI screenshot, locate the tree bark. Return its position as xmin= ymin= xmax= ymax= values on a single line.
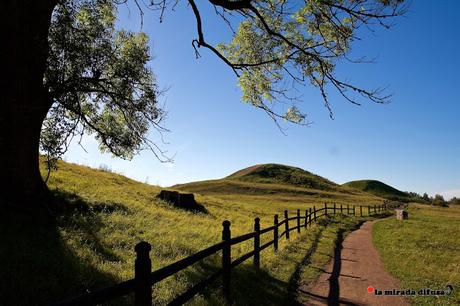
xmin=1 ymin=0 xmax=57 ymax=211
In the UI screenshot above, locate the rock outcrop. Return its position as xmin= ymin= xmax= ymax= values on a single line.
xmin=157 ymin=190 xmax=207 ymax=213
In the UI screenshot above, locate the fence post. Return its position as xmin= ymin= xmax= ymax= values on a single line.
xmin=334 ymin=203 xmax=336 ymax=215
xmin=314 ymin=206 xmax=317 ymax=222
xmin=274 ymin=215 xmax=279 ymax=253
xmin=360 ymin=205 xmax=362 ymax=217
xmin=309 ymin=208 xmax=312 ymax=225
xmin=340 ymin=204 xmax=343 ymax=214
xmin=353 ymin=206 xmax=355 ymax=216
xmin=284 ymin=210 xmax=290 ymax=240
xmin=297 ymin=209 xmax=301 ymax=233
xmin=254 ymin=217 xmax=260 ymax=270
xmin=304 ymin=210 xmax=308 ymax=228
xmin=374 ymin=204 xmax=376 ymax=214
xmin=135 ymin=241 xmax=152 ymax=306
xmin=222 ymin=220 xmax=231 ymax=302
xmin=324 ymin=203 xmax=327 ymax=216
xmin=368 ymin=205 xmax=371 ymax=216
xmin=346 ymin=204 xmax=349 ymax=214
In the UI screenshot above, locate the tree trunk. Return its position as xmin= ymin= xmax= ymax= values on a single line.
xmin=1 ymin=0 xmax=57 ymax=211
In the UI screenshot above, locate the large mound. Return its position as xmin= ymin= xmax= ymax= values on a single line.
xmin=226 ymin=163 xmax=339 ymax=191
xmin=174 ymin=164 xmax=382 ymax=202
xmin=343 ymin=180 xmax=408 ymax=201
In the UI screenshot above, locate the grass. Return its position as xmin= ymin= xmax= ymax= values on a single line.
xmin=343 ymin=179 xmax=407 ymax=198
xmin=343 ymin=180 xmax=428 ymax=203
xmin=176 ymin=163 xmax=381 ymax=199
xmin=225 ymin=163 xmax=340 ymax=192
xmin=373 ymin=204 xmax=460 ymax=305
xmin=0 ymin=159 xmax=384 ymax=305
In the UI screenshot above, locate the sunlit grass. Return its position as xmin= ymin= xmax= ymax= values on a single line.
xmin=373 ymin=204 xmax=460 ymax=305
xmin=1 ymin=158 xmax=383 ymax=305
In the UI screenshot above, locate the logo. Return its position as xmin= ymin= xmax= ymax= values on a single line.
xmin=367 ymin=285 xmax=453 ymax=296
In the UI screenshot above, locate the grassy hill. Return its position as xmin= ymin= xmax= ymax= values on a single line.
xmin=1 ymin=160 xmax=382 ymax=305
xmin=226 ymin=164 xmax=339 ymax=191
xmin=343 ymin=180 xmax=406 ymax=199
xmin=343 ymin=179 xmax=427 ymax=203
xmin=174 ymin=163 xmax=382 ymax=206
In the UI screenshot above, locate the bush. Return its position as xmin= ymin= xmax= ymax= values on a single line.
xmin=432 ymin=194 xmax=448 ymax=207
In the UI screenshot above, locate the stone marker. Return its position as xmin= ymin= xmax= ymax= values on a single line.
xmin=395 ymin=208 xmax=408 ymax=220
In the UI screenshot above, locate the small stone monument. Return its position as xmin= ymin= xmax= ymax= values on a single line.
xmin=395 ymin=208 xmax=408 ymax=220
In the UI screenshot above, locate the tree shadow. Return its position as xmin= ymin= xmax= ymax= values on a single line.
xmin=327 ymin=228 xmax=344 ymax=306
xmin=0 ymin=190 xmax=131 ymax=305
xmin=295 ymin=219 xmax=367 ymax=306
xmin=326 ymin=220 xmax=367 ymax=306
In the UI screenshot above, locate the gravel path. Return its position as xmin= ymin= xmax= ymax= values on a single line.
xmin=299 ymin=221 xmax=410 ymax=306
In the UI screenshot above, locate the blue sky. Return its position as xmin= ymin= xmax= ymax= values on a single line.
xmin=64 ymin=1 xmax=460 ymax=199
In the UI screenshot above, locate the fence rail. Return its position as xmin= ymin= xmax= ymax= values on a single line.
xmin=53 ymin=203 xmax=390 ymax=306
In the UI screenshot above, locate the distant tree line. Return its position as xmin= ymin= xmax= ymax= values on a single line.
xmin=447 ymin=197 xmax=460 ymax=206
xmin=404 ymin=192 xmax=457 ymax=207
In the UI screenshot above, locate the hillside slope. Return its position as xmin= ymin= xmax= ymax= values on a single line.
xmin=2 ymin=159 xmax=382 ymax=305
xmin=2 ymin=159 xmax=386 ymax=305
xmin=226 ymin=164 xmax=339 ymax=191
xmin=174 ymin=163 xmax=383 ymax=205
xmin=342 ymin=179 xmax=429 ymax=204
xmin=343 ymin=180 xmax=406 ymax=199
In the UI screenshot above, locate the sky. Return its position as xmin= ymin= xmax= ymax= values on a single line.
xmin=63 ymin=1 xmax=460 ymax=199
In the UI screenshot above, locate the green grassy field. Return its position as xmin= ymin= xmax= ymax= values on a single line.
xmin=373 ymin=204 xmax=460 ymax=305
xmin=0 ymin=159 xmax=383 ymax=305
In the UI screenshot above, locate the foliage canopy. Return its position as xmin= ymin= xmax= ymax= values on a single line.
xmin=42 ymin=0 xmax=165 ymax=173
xmin=40 ymin=0 xmax=406 ymax=171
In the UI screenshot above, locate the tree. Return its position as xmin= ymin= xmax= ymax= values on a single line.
xmin=449 ymin=197 xmax=460 ymax=205
xmin=1 ymin=0 xmax=406 ymax=212
xmin=432 ymin=194 xmax=448 ymax=207
xmin=42 ymin=1 xmax=166 ymax=181
xmin=422 ymin=192 xmax=430 ymax=202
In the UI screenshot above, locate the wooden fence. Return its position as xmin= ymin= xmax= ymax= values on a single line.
xmin=53 ymin=203 xmax=389 ymax=306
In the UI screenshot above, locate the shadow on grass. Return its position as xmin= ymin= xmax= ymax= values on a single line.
xmin=169 ymin=221 xmax=336 ymax=305
xmin=0 ymin=190 xmax=130 ymax=305
xmin=287 ymin=226 xmax=325 ymax=298
xmin=189 ymin=262 xmax=302 ymax=306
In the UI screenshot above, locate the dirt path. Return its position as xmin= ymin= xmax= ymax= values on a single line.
xmin=299 ymin=221 xmax=409 ymax=306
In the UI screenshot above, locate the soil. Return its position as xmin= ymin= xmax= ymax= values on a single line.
xmin=299 ymin=221 xmax=410 ymax=306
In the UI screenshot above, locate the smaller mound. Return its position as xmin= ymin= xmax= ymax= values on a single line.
xmin=343 ymin=180 xmax=407 ymax=201
xmin=226 ymin=163 xmax=338 ymax=191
